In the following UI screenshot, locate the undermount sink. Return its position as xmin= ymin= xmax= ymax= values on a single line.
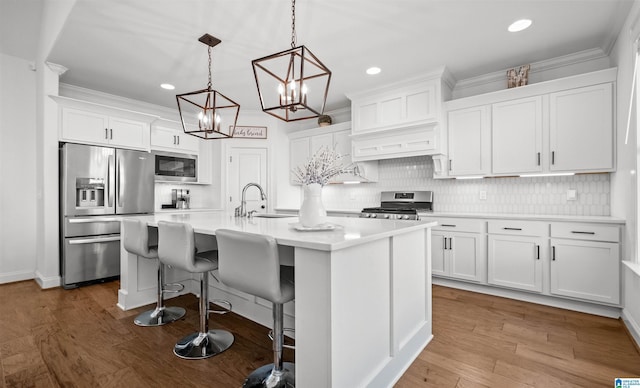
xmin=251 ymin=213 xmax=296 ymax=218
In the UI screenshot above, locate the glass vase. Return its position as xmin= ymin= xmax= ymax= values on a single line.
xmin=299 ymin=183 xmax=327 ymax=227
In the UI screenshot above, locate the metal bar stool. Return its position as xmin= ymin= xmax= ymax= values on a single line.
xmin=157 ymin=220 xmax=234 ymax=360
xmin=122 ymin=218 xmax=186 ymax=326
xmin=215 ymin=229 xmax=295 ymax=388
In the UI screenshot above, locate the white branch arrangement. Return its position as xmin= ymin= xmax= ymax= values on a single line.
xmin=292 ymin=146 xmax=350 ymax=186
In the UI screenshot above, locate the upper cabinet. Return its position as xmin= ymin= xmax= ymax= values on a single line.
xmin=288 ymin=122 xmax=379 ymax=185
xmin=549 ymin=83 xmax=614 ymax=172
xmin=346 ymin=67 xmax=453 ymax=162
xmin=53 ymin=96 xmax=157 ymax=151
xmin=442 ymin=68 xmax=616 ymax=178
xmin=151 ymin=120 xmax=200 ymax=154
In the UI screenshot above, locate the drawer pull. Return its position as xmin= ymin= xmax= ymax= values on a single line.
xmin=441 ymin=224 xmax=456 ymax=227
xmin=552 ymin=246 xmax=556 ymax=261
xmin=536 ymin=245 xmax=540 ymax=260
xmin=571 ymin=231 xmax=595 ymax=235
xmin=503 ymin=227 xmax=522 ymax=231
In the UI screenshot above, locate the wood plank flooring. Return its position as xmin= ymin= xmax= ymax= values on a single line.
xmin=1 ymin=281 xmax=638 ymax=387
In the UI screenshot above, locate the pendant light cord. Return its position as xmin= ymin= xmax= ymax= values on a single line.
xmin=290 ymin=0 xmax=297 ymax=48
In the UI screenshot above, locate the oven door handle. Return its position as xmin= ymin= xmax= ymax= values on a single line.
xmin=68 ymin=235 xmax=120 ymax=245
xmin=68 ymin=217 xmax=120 ymax=224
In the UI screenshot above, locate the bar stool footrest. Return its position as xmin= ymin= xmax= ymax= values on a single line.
xmin=268 ymin=328 xmax=295 ymax=350
xmin=209 ymin=299 xmax=232 ymax=315
xmin=163 ymin=282 xmax=185 ymax=294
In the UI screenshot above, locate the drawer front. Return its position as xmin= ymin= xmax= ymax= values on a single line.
xmin=551 ymin=222 xmax=619 ymax=242
xmin=488 ymin=220 xmax=548 ymax=237
xmin=425 ymin=217 xmax=485 ymax=233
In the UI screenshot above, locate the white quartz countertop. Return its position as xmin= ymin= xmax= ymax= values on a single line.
xmin=420 ymin=212 xmax=626 ymax=224
xmin=133 ymin=211 xmax=436 ymax=251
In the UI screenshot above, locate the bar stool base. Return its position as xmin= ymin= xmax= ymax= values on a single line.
xmin=174 ymin=330 xmax=234 ymax=360
xmin=243 ymin=362 xmax=295 ymax=388
xmin=134 ymin=306 xmax=186 ymax=327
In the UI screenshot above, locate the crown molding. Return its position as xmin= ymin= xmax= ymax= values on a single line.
xmin=45 ymin=62 xmax=68 ymax=76
xmin=453 ymin=48 xmax=608 ymax=93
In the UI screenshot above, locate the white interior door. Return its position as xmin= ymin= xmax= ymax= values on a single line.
xmin=227 ymin=147 xmax=268 ymax=213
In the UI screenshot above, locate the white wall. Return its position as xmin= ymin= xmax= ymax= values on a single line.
xmin=610 ymin=0 xmax=640 ymax=348
xmin=0 ymin=54 xmax=38 ymax=283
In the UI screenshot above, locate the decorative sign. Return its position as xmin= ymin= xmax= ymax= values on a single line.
xmin=230 ymin=126 xmax=267 ymax=139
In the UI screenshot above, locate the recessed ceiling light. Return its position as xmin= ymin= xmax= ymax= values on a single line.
xmin=160 ymin=83 xmax=175 ymax=90
xmin=508 ymin=19 xmax=532 ymax=32
xmin=366 ymin=67 xmax=381 ymax=75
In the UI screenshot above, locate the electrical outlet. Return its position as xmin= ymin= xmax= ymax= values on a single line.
xmin=567 ymin=189 xmax=577 ymax=201
xmin=479 ymin=190 xmax=487 ymax=200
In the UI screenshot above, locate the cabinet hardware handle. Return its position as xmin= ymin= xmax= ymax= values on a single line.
xmin=110 ymin=128 xmax=113 ymax=139
xmin=571 ymin=231 xmax=595 ymax=235
xmin=536 ymin=245 xmax=540 ymax=260
xmin=503 ymin=227 xmax=522 ymax=231
xmin=105 ymin=128 xmax=109 ymax=139
xmin=441 ymin=224 xmax=456 ymax=227
xmin=177 ymin=135 xmax=180 ymax=145
xmin=449 ymin=237 xmax=453 ymax=250
xmin=537 ymin=152 xmax=540 ymax=166
xmin=444 ymin=236 xmax=448 ymax=250
xmin=552 ymin=246 xmax=556 ymax=261
xmin=449 ymin=159 xmax=452 ymax=171
xmin=551 ymin=151 xmax=555 ymax=165
xmin=173 ymin=135 xmax=176 ymax=145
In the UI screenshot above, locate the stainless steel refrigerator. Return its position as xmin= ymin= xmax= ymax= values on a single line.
xmin=60 ymin=143 xmax=154 ymax=288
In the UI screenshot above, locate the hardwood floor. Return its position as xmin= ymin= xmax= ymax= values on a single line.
xmin=0 ymin=281 xmax=638 ymax=387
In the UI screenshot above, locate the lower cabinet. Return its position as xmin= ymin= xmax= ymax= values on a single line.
xmin=549 ymin=222 xmax=620 ymax=305
xmin=430 ymin=218 xmax=485 ymax=283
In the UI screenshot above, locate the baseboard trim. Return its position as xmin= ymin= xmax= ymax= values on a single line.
xmin=433 ymin=277 xmax=622 ymax=318
xmin=622 ymin=309 xmax=640 ymax=352
xmin=34 ymin=271 xmax=61 ymax=289
xmin=0 ymin=271 xmax=35 ymax=285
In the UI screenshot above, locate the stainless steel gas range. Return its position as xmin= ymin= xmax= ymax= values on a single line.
xmin=360 ymin=191 xmax=433 ymax=220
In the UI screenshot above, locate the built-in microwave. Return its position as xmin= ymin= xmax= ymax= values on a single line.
xmin=153 ymin=151 xmax=197 ymax=182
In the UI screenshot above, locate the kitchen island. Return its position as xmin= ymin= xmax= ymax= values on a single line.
xmin=118 ymin=211 xmax=435 ymax=387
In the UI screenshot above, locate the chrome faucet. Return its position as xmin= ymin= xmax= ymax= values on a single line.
xmin=235 ymin=182 xmax=267 ymax=217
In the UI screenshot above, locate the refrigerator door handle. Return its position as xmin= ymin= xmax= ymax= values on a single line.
xmin=68 ymin=236 xmax=121 ymax=245
xmin=107 ymin=154 xmax=115 ymax=207
xmin=68 ymin=217 xmax=120 ymax=224
xmin=118 ymin=158 xmax=124 ymax=208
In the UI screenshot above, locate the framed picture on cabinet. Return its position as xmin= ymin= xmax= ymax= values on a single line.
xmin=230 ymin=126 xmax=267 ymax=139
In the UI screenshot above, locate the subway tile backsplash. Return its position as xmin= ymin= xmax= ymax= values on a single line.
xmin=321 ymin=155 xmax=610 ymax=216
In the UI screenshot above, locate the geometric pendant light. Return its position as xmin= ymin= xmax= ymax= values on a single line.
xmin=252 ymin=0 xmax=331 ymax=122
xmin=177 ymin=34 xmax=240 ymax=139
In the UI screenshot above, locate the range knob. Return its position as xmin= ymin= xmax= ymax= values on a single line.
xmin=402 ymin=215 xmax=410 ymax=220
xmin=382 ymin=214 xmax=390 ymax=219
xmin=370 ymin=214 xmax=377 ymax=218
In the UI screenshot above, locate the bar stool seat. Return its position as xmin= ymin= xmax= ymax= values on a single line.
xmin=122 ymin=218 xmax=185 ymax=327
xmin=158 ymin=221 xmax=234 ymax=360
xmin=216 ymin=229 xmax=295 ymax=388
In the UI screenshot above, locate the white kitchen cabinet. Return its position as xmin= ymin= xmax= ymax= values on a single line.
xmin=60 ymin=107 xmax=150 ymax=150
xmin=447 ymin=105 xmax=491 ymax=177
xmin=429 ymin=218 xmax=485 ymax=282
xmin=550 ymin=222 xmax=620 ymax=305
xmin=346 ymin=68 xmax=452 ymax=161
xmin=487 ymin=220 xmax=548 ymax=293
xmin=491 ymin=96 xmax=543 ymax=175
xmin=151 ymin=126 xmax=199 ymax=154
xmin=289 ymin=122 xmax=378 ymax=184
xmin=549 ymin=83 xmax=614 ymax=172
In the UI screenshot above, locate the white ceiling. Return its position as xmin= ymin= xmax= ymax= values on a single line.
xmin=2 ymin=0 xmax=635 ymax=114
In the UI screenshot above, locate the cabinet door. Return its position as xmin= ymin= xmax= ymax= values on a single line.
xmin=447 ymin=105 xmax=491 ymax=176
xmin=108 ymin=117 xmax=149 ymax=149
xmin=310 ymin=132 xmax=334 ymax=154
xmin=151 ymin=127 xmax=199 ymax=153
xmin=61 ymin=108 xmax=110 ymax=145
xmin=488 ymin=234 xmax=543 ymax=293
xmin=550 ymin=239 xmax=619 ymax=304
xmin=431 ymin=232 xmax=447 ymax=277
xmin=549 ymin=83 xmax=613 ymax=172
xmin=290 ymin=137 xmax=310 ymax=184
xmin=492 ymin=96 xmax=543 ymax=174
xmin=449 ymin=232 xmax=484 ymax=282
